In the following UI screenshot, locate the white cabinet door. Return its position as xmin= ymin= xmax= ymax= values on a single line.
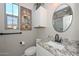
xmin=32 ymin=9 xmax=40 ymax=27
xmin=33 ymin=6 xmax=47 ymax=28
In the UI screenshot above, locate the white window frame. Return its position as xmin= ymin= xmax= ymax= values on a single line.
xmin=5 ymin=3 xmax=19 ymax=30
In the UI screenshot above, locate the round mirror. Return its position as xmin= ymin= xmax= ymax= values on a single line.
xmin=53 ymin=4 xmax=73 ymax=32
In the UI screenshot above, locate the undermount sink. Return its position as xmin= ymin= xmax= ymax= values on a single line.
xmin=45 ymin=41 xmax=64 ymax=50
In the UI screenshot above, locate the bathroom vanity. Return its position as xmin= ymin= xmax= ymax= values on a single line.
xmin=36 ymin=39 xmax=77 ymax=56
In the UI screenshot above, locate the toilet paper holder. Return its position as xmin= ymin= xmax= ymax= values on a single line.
xmin=19 ymin=41 xmax=25 ymax=45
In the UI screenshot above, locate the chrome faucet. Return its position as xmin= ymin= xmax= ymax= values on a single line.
xmin=55 ymin=34 xmax=62 ymax=43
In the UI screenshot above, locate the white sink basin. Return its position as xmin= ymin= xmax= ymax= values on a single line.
xmin=45 ymin=41 xmax=64 ymax=50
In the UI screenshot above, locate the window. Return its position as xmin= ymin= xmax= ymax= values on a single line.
xmin=5 ymin=3 xmax=19 ymax=29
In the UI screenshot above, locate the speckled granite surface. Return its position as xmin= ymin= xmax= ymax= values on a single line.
xmin=37 ymin=39 xmax=77 ymax=56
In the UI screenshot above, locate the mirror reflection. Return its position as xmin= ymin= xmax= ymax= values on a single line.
xmin=53 ymin=4 xmax=73 ymax=32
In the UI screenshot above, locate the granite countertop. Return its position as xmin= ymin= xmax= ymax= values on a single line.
xmin=37 ymin=39 xmax=77 ymax=56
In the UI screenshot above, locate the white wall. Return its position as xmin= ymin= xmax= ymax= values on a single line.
xmin=37 ymin=3 xmax=79 ymax=43
xmin=0 ymin=3 xmax=37 ymax=56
